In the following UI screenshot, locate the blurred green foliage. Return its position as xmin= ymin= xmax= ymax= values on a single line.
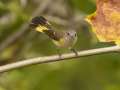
xmin=0 ymin=0 xmax=120 ymax=90
xmin=69 ymin=0 xmax=96 ymax=13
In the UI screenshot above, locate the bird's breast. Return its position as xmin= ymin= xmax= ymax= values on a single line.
xmin=52 ymin=35 xmax=77 ymax=49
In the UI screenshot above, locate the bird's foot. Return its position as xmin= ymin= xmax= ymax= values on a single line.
xmin=70 ymin=48 xmax=78 ymax=56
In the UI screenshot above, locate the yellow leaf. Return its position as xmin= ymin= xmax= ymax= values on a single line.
xmin=86 ymin=0 xmax=120 ymax=45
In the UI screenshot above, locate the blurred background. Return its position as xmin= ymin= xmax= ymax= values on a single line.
xmin=0 ymin=0 xmax=120 ymax=90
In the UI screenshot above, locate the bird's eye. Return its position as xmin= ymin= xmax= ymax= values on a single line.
xmin=67 ymin=32 xmax=70 ymax=35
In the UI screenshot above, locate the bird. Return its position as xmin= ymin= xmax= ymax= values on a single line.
xmin=30 ymin=16 xmax=78 ymax=56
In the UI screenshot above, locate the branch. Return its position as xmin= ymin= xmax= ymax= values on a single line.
xmin=0 ymin=45 xmax=120 ymax=73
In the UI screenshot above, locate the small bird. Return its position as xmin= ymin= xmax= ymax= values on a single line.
xmin=30 ymin=16 xmax=78 ymax=56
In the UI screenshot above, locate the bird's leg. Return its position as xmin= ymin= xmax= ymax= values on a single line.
xmin=70 ymin=48 xmax=78 ymax=56
xmin=56 ymin=48 xmax=62 ymax=59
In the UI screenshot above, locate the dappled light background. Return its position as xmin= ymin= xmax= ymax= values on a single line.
xmin=0 ymin=0 xmax=120 ymax=90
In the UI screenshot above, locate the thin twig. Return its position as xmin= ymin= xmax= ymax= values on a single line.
xmin=0 ymin=0 xmax=52 ymax=53
xmin=0 ymin=45 xmax=120 ymax=73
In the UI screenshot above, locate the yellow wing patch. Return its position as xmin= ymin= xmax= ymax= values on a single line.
xmin=52 ymin=39 xmax=65 ymax=47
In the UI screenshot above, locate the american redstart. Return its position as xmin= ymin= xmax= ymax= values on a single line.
xmin=30 ymin=16 xmax=78 ymax=56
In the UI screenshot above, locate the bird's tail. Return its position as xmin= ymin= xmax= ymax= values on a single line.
xmin=30 ymin=16 xmax=51 ymax=33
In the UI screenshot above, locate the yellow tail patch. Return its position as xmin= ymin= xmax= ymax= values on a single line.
xmin=36 ymin=25 xmax=49 ymax=32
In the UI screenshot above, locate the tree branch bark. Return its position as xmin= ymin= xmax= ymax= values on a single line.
xmin=0 ymin=45 xmax=120 ymax=73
